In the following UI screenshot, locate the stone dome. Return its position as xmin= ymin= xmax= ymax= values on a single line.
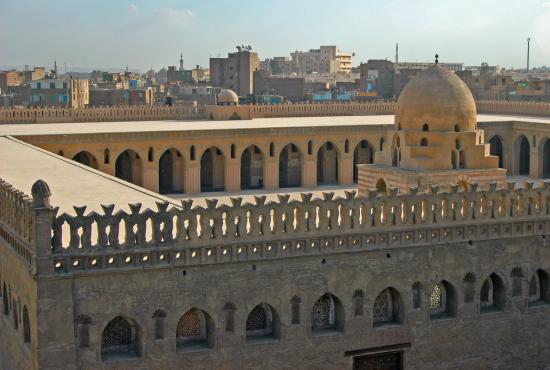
xmin=395 ymin=65 xmax=476 ymax=132
xmin=217 ymin=89 xmax=239 ymax=105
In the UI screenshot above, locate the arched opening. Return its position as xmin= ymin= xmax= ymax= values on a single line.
xmin=72 ymin=151 xmax=98 ymax=169
xmin=422 ymin=123 xmax=429 ymax=132
xmin=542 ymin=139 xmax=550 ymax=178
xmin=176 ymin=308 xmax=214 ymax=351
xmin=246 ymin=303 xmax=279 ymax=343
xmin=480 ymin=273 xmax=506 ymax=312
xmin=454 ymin=124 xmax=460 ymax=132
xmin=353 ymin=140 xmax=374 ymax=183
xmin=344 ymin=139 xmax=350 ymax=153
xmin=241 ymin=145 xmax=264 ymax=190
xmin=489 ymin=136 xmax=504 ymax=168
xmin=420 ymin=137 xmax=428 ymax=146
xmin=311 ymin=293 xmax=344 ymax=335
xmin=23 ymin=305 xmax=31 ymax=343
xmin=376 ymin=178 xmax=387 ymax=193
xmin=147 ymin=147 xmax=154 ymax=162
xmin=115 ymin=150 xmax=143 ymax=186
xmin=317 ymin=141 xmax=339 ymax=185
xmin=279 ymin=143 xmax=302 ymax=188
xmin=104 ymin=149 xmax=110 ymax=164
xmin=391 ymin=134 xmax=400 ymax=167
xmin=517 ymin=136 xmax=530 ymax=175
xmin=159 ymin=148 xmax=184 ymax=194
xmin=430 ymin=281 xmax=457 ymax=319
xmin=101 ymin=316 xmax=139 ymax=360
xmin=200 ymin=147 xmax=225 ymax=192
xmin=528 ymin=269 xmax=550 ymax=307
xmin=372 ymin=288 xmax=403 ymax=327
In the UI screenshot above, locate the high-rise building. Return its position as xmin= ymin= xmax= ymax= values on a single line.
xmin=210 ymin=48 xmax=260 ymax=96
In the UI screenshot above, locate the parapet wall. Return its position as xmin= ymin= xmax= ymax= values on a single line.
xmin=2 ymin=100 xmax=550 ymax=124
xmin=476 ymin=100 xmax=550 ymax=116
xmin=0 ymin=179 xmax=35 ymax=268
xmin=0 ymin=105 xmax=206 ymax=124
xmin=49 ymin=180 xmax=550 ymax=275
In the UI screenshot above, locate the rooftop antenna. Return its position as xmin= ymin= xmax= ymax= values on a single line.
xmin=527 ymin=37 xmax=531 ymax=73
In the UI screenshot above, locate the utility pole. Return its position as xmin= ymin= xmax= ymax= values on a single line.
xmin=527 ymin=37 xmax=531 ymax=73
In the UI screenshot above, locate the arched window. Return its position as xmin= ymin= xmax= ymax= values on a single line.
xmin=376 ymin=178 xmax=387 ymax=193
xmin=152 ymin=310 xmax=166 ymax=339
xmin=73 ymin=151 xmax=99 ymax=169
xmin=176 ymin=308 xmax=213 ymax=351
xmin=517 ymin=136 xmax=530 ymax=175
xmin=511 ymin=267 xmax=523 ymax=297
xmin=230 ymin=144 xmax=236 ymax=159
xmin=489 ymin=136 xmax=504 ymax=168
xmin=353 ymin=140 xmax=373 ymax=183
xmin=311 ymin=293 xmax=343 ymax=334
xmin=269 ymin=142 xmax=274 ymax=157
xmin=307 ymin=140 xmax=313 ymax=155
xmin=190 ymin=145 xmax=196 ymax=161
xmin=430 ymin=281 xmax=456 ymax=319
xmin=373 ymin=288 xmax=402 ymax=326
xmin=101 ymin=316 xmax=139 ymax=360
xmin=246 ymin=303 xmax=278 ymax=342
xmin=3 ymin=283 xmax=8 ymax=315
xmin=104 ymin=149 xmax=110 ymax=164
xmin=23 ymin=305 xmax=31 ymax=343
xmin=420 ymin=138 xmax=428 ymax=146
xmin=480 ymin=273 xmax=505 ymax=312
xmin=412 ymin=282 xmax=423 ymax=309
xmin=529 ymin=270 xmax=549 ymax=307
xmin=147 ymin=147 xmax=154 ymax=162
xmin=462 ymin=272 xmax=476 ymax=303
xmin=454 ymin=124 xmax=460 ymax=132
xmin=379 ymin=137 xmax=385 ymax=151
xmin=422 ymin=123 xmax=429 ymax=132
xmin=344 ymin=139 xmax=350 ymax=153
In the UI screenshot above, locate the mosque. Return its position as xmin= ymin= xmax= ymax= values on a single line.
xmin=1 ymin=62 xmax=550 ymax=370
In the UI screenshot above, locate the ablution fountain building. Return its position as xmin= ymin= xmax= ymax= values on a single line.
xmin=2 ymin=63 xmax=550 ymax=369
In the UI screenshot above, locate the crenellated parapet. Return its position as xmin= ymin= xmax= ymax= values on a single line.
xmin=49 ymin=180 xmax=550 ymax=274
xmin=0 ymin=179 xmax=35 ymax=266
xmin=477 ymin=100 xmax=550 ymax=117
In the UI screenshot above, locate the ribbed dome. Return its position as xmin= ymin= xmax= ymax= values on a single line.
xmin=395 ymin=65 xmax=476 ymax=132
xmin=217 ymin=89 xmax=239 ymax=105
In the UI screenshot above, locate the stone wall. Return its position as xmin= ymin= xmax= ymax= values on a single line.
xmin=3 ymin=100 xmax=550 ymax=124
xmin=0 ymin=179 xmax=39 ymax=370
xmin=22 ymin=179 xmax=550 ymax=369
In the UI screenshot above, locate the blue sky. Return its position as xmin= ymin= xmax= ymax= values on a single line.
xmin=1 ymin=0 xmax=549 ymax=72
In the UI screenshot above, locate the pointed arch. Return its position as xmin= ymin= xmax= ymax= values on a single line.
xmin=430 ymin=280 xmax=457 ymax=319
xmin=489 ymin=135 xmax=504 ymax=168
xmin=279 ymin=143 xmax=302 ymax=188
xmin=115 ymin=149 xmax=143 ymax=186
xmin=372 ymin=287 xmax=403 ymax=326
xmin=72 ymin=151 xmax=98 ymax=169
xmin=528 ymin=269 xmax=550 ymax=306
xmin=246 ymin=303 xmax=279 ymax=342
xmin=241 ymin=145 xmax=264 ymax=190
xmin=159 ymin=148 xmax=184 ymax=194
xmin=353 ymin=140 xmax=374 ymax=183
xmin=200 ymin=146 xmax=225 ymax=192
xmin=101 ymin=316 xmax=140 ymax=360
xmin=176 ymin=308 xmax=214 ymax=351
xmin=311 ymin=293 xmax=344 ymax=335
xmin=317 ymin=141 xmax=339 ymax=185
xmin=516 ymin=135 xmax=530 ymax=175
xmin=480 ymin=273 xmax=506 ymax=312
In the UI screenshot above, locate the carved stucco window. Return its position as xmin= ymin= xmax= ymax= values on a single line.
xmin=430 ymin=283 xmax=445 ymax=316
xmin=246 ymin=303 xmax=278 ymax=342
xmin=101 ymin=316 xmax=139 ymax=360
xmin=311 ymin=294 xmax=341 ymax=334
xmin=373 ymin=290 xmax=392 ymax=324
xmin=176 ymin=308 xmax=211 ymax=350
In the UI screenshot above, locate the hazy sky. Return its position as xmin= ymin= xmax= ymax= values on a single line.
xmin=1 ymin=0 xmax=550 ymax=72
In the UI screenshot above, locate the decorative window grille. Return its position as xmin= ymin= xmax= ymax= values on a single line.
xmin=311 ymin=294 xmax=335 ymax=331
xmin=373 ymin=290 xmax=392 ymax=324
xmin=101 ymin=316 xmax=136 ymax=359
xmin=430 ymin=284 xmax=443 ymax=312
xmin=177 ymin=310 xmax=203 ymax=339
xmin=246 ymin=304 xmax=273 ymax=338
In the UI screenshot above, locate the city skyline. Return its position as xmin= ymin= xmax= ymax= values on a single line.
xmin=1 ymin=0 xmax=550 ymax=72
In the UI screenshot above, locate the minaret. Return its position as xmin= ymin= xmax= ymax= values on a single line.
xmin=179 ymin=52 xmax=184 ymax=71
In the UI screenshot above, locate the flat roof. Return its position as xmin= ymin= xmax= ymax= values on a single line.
xmin=1 ymin=114 xmax=550 ymax=137
xmin=0 ymin=136 xmax=178 ymax=214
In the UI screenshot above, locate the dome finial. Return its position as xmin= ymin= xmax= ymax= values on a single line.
xmin=435 ymin=54 xmax=439 ymax=65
